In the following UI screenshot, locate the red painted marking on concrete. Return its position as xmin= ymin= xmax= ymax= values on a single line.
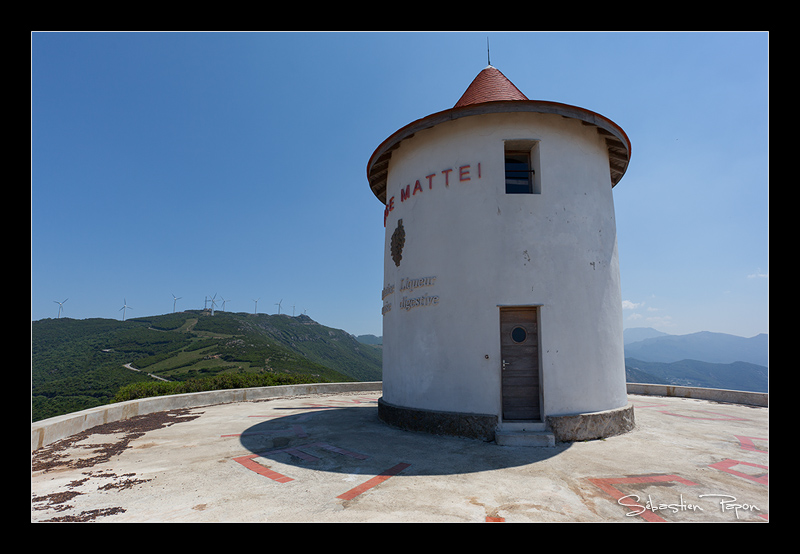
xmin=221 ymin=426 xmax=307 ymax=439
xmin=317 ymin=443 xmax=370 ymax=460
xmin=709 ymin=459 xmax=768 ymax=486
xmin=588 ymin=474 xmax=700 ymax=522
xmin=282 ymin=447 xmax=320 ymax=462
xmin=292 ymin=425 xmax=308 ymax=438
xmin=247 ymin=413 xmax=313 ymax=420
xmin=337 ymin=463 xmax=411 ymax=501
xmin=691 ymin=409 xmax=749 ymax=420
xmin=304 ymin=398 xmax=379 ymax=407
xmin=233 ymin=454 xmax=294 ymax=483
xmin=485 ymin=516 xmax=505 ymax=522
xmin=336 ymin=398 xmax=379 ymax=404
xmin=223 ymin=431 xmax=275 ymax=438
xmin=658 ymin=410 xmax=747 ymax=421
xmin=734 ymin=435 xmax=768 ymax=453
xmin=263 ymin=442 xmax=370 ymax=462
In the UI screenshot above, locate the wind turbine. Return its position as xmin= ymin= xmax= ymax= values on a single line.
xmin=209 ymin=294 xmax=218 ymax=316
xmin=119 ymin=299 xmax=132 ymax=321
xmin=275 ymin=299 xmax=283 ymax=315
xmin=221 ymin=296 xmax=230 ymax=311
xmin=252 ymin=298 xmax=260 ymax=314
xmin=53 ymin=298 xmax=68 ymax=319
xmin=172 ymin=294 xmax=182 ymax=313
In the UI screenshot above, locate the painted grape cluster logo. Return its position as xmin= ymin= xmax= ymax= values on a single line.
xmin=391 ymin=219 xmax=405 ymax=267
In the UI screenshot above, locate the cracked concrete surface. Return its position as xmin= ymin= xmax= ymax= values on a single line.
xmin=31 ymin=392 xmax=768 ymax=522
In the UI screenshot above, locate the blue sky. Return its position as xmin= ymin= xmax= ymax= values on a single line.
xmin=31 ymin=31 xmax=769 ymax=338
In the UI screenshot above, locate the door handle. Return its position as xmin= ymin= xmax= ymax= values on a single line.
xmin=502 ymin=359 xmax=509 ymax=371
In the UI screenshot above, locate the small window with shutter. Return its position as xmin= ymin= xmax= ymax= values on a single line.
xmin=504 ymin=140 xmax=540 ymax=194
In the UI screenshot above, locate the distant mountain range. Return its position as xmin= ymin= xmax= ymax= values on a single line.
xmin=31 ymin=315 xmax=768 ymax=424
xmin=355 ymin=334 xmax=382 ymax=346
xmin=32 ymin=310 xmax=382 ymax=422
xmin=623 ymin=328 xmax=768 ymax=367
xmin=623 ymin=327 xmax=768 ymax=393
xmin=356 ymin=328 xmax=770 ymax=393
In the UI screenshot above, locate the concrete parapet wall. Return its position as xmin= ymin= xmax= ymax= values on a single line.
xmin=31 ymin=382 xmax=382 ymax=452
xmin=32 ymin=382 xmax=767 ymax=452
xmin=626 ymin=383 xmax=768 ymax=407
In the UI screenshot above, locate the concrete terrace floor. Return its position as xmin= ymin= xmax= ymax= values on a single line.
xmin=31 ymin=391 xmax=768 ymax=523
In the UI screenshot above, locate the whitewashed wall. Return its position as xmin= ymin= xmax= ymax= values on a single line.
xmin=380 ymin=111 xmax=627 ymax=420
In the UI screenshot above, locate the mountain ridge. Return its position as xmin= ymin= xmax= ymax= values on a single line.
xmin=624 ymin=357 xmax=768 ymax=393
xmin=622 ymin=327 xmax=768 ymax=394
xmin=32 ymin=318 xmax=768 ymax=423
xmin=623 ymin=327 xmax=768 ymax=367
xmin=31 ymin=310 xmax=382 ymax=422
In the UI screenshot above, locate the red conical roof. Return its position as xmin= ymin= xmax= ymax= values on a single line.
xmin=368 ymin=65 xmax=631 ymax=204
xmin=454 ymin=65 xmax=528 ymax=108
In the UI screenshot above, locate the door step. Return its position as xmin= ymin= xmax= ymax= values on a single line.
xmin=495 ymin=422 xmax=555 ymax=447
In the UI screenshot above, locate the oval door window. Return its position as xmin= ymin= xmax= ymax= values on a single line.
xmin=511 ymin=326 xmax=527 ymax=343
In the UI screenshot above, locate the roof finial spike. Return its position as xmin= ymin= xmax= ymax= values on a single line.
xmin=487 ymin=37 xmax=491 ymax=67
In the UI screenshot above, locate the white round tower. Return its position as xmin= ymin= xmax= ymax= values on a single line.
xmin=368 ymin=66 xmax=634 ymax=443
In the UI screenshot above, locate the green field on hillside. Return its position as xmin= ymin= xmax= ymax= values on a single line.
xmin=32 ymin=310 xmax=382 ymax=421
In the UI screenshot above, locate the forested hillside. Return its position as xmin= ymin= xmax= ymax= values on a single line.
xmin=625 ymin=358 xmax=768 ymax=392
xmin=32 ymin=310 xmax=382 ymax=422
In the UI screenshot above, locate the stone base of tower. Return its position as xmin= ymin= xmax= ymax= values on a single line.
xmin=378 ymin=398 xmax=635 ymax=444
xmin=546 ymin=404 xmax=635 ymax=442
xmin=377 ymin=397 xmax=498 ymax=442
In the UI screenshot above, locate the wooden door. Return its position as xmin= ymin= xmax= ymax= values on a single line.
xmin=500 ymin=307 xmax=541 ymax=421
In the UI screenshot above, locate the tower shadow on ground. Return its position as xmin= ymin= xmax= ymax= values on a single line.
xmin=238 ymin=403 xmax=570 ymax=477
